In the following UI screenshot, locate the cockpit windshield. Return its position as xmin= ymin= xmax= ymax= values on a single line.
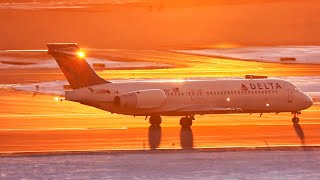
xmin=289 ymin=81 xmax=300 ymax=91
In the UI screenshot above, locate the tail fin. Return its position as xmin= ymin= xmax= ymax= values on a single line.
xmin=47 ymin=43 xmax=109 ymax=89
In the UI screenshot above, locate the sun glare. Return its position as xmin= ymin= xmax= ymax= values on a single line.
xmin=77 ymin=51 xmax=85 ymax=58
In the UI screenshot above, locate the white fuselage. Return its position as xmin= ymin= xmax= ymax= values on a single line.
xmin=65 ymin=78 xmax=313 ymax=116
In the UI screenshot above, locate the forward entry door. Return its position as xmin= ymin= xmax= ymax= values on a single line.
xmin=288 ymin=89 xmax=293 ymax=103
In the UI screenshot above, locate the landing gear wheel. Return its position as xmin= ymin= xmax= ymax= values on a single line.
xmin=179 ymin=117 xmax=193 ymax=128
xmin=149 ymin=116 xmax=162 ymax=126
xmin=292 ymin=117 xmax=300 ymax=124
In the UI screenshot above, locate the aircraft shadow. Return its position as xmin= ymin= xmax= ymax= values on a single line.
xmin=180 ymin=127 xmax=194 ymax=149
xmin=293 ymin=124 xmax=305 ymax=145
xmin=148 ymin=125 xmax=162 ymax=150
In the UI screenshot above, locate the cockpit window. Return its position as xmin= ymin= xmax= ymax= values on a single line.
xmin=292 ymin=84 xmax=300 ymax=91
xmin=287 ymin=81 xmax=300 ymax=91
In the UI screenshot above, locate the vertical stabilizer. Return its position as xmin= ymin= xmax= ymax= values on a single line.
xmin=47 ymin=43 xmax=109 ymax=89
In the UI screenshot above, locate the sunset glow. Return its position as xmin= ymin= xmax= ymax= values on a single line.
xmin=1 ymin=1 xmax=320 ymax=179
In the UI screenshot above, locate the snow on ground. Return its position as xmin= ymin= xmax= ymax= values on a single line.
xmin=281 ymin=76 xmax=320 ymax=92
xmin=0 ymin=1 xmax=125 ymax=10
xmin=0 ymin=150 xmax=320 ymax=179
xmin=1 ymin=76 xmax=319 ymax=102
xmin=174 ymin=46 xmax=320 ymax=64
xmin=0 ymin=81 xmax=66 ymax=96
xmin=0 ymin=57 xmax=172 ymax=69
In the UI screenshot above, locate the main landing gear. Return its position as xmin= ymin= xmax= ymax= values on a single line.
xmin=148 ymin=116 xmax=195 ymax=128
xmin=179 ymin=116 xmax=194 ymax=128
xmin=292 ymin=112 xmax=300 ymax=124
xmin=149 ymin=116 xmax=162 ymax=126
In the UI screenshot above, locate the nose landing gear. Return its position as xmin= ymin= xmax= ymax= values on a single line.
xmin=292 ymin=117 xmax=300 ymax=124
xmin=292 ymin=112 xmax=301 ymax=124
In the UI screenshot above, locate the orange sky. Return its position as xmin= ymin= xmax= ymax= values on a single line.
xmin=0 ymin=0 xmax=319 ymax=49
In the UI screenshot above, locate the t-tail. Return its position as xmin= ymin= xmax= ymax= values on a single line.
xmin=47 ymin=43 xmax=109 ymax=89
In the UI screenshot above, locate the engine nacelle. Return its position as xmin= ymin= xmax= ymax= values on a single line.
xmin=114 ymin=89 xmax=166 ymax=109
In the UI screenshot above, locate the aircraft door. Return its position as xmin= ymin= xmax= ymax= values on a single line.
xmin=190 ymin=89 xmax=196 ymax=100
xmin=288 ymin=89 xmax=293 ymax=103
xmin=190 ymin=89 xmax=204 ymax=103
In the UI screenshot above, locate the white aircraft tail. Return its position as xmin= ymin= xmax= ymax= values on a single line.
xmin=47 ymin=43 xmax=109 ymax=89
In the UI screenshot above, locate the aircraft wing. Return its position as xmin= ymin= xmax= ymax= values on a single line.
xmin=177 ymin=105 xmax=242 ymax=113
xmin=158 ymin=104 xmax=243 ymax=115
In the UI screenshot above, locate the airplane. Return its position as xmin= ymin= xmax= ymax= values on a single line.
xmin=47 ymin=43 xmax=313 ymax=128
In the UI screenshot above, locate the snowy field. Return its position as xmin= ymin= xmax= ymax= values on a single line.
xmin=0 ymin=57 xmax=172 ymax=69
xmin=0 ymin=1 xmax=130 ymax=10
xmin=174 ymin=46 xmax=320 ymax=64
xmin=0 ymin=150 xmax=319 ymax=179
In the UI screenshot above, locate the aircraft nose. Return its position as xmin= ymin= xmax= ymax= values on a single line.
xmin=304 ymin=93 xmax=313 ymax=109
